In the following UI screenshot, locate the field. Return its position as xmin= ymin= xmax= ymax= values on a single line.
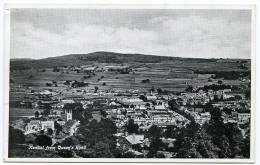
xmin=10 ymin=58 xmax=250 ymax=93
xmin=9 ymin=108 xmax=43 ymax=121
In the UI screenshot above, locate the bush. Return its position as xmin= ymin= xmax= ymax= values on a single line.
xmin=9 ymin=126 xmax=25 ymax=148
xmin=35 ymin=135 xmax=52 ymax=146
xmin=46 ymin=82 xmax=52 ymax=87
xmin=142 ymin=79 xmax=150 ymax=83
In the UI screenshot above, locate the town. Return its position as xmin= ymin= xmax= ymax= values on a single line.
xmin=9 ymin=54 xmax=251 ymax=158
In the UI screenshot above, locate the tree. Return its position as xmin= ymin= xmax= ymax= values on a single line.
xmin=150 ymin=86 xmax=155 ymax=92
xmin=245 ymin=90 xmax=251 ymax=100
xmin=206 ymin=108 xmax=232 ymax=158
xmin=43 ymin=104 xmax=51 ymax=116
xmin=34 ymin=111 xmax=40 ymax=118
xmin=46 ymin=82 xmax=52 ymax=87
xmin=139 ymin=95 xmax=147 ymax=102
xmin=10 ymin=78 xmax=14 ymax=83
xmin=148 ymin=137 xmax=164 ymax=157
xmin=94 ymin=141 xmax=113 ymax=158
xmin=58 ymin=150 xmax=73 ymax=158
xmin=165 ymin=125 xmax=178 ymax=139
xmin=123 ymin=151 xmax=135 ymax=158
xmin=47 ymin=128 xmax=53 ymax=136
xmin=61 ymin=136 xmax=79 ymax=146
xmin=168 ymin=99 xmax=179 ymax=111
xmin=147 ymin=125 xmax=161 ymax=139
xmin=217 ymin=80 xmax=223 ymax=85
xmin=100 ymin=110 xmax=108 ymax=117
xmin=194 ymin=129 xmax=220 ymax=158
xmin=142 ymin=79 xmax=150 ymax=83
xmin=241 ymin=122 xmax=250 ymax=158
xmin=157 ymin=88 xmax=163 ymax=95
xmin=185 ymin=85 xmax=193 ymax=92
xmin=54 ymin=121 xmax=62 ymax=135
xmin=126 ymin=119 xmax=139 ymax=134
xmin=224 ymin=123 xmax=244 ymax=158
xmin=130 ymin=104 xmax=135 ymax=109
xmin=102 ymin=82 xmax=106 ymax=86
xmin=35 ymin=135 xmax=52 ymax=146
xmin=155 ymin=152 xmax=165 ymax=158
xmin=94 ymin=86 xmax=99 ymax=93
xmin=64 ymin=80 xmax=71 ymax=86
xmin=53 ymin=66 xmax=60 ymax=72
xmin=9 ymin=126 xmax=25 ymax=148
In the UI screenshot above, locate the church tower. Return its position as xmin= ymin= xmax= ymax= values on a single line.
xmin=65 ymin=109 xmax=72 ymax=121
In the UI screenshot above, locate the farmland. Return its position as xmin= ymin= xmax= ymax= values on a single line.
xmin=10 ymin=52 xmax=250 ymax=92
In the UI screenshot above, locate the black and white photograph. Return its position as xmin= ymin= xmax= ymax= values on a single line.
xmin=4 ymin=4 xmax=255 ymax=162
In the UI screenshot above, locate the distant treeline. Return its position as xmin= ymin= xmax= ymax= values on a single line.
xmin=194 ymin=70 xmax=250 ymax=80
xmin=197 ymin=84 xmax=239 ymax=92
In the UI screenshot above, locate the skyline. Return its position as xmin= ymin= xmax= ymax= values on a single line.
xmin=11 ymin=9 xmax=252 ymax=59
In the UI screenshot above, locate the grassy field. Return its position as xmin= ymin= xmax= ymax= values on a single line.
xmin=10 ymin=58 xmax=250 ymax=93
xmin=9 ymin=108 xmax=43 ymax=118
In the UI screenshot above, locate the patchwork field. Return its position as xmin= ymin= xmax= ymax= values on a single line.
xmin=10 ymin=59 xmax=250 ymax=93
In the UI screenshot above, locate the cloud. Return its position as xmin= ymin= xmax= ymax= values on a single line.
xmin=11 ymin=11 xmax=251 ymax=59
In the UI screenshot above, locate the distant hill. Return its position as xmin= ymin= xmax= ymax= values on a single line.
xmin=10 ymin=51 xmax=173 ymax=70
xmin=10 ymin=51 xmax=248 ymax=71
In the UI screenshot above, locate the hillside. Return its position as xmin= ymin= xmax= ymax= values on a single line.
xmin=10 ymin=51 xmax=249 ymax=71
xmin=10 ymin=51 xmax=176 ymax=70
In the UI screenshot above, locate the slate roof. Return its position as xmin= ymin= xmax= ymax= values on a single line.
xmin=125 ymin=134 xmax=144 ymax=145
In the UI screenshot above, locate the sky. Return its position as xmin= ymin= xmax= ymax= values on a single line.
xmin=10 ymin=9 xmax=252 ymax=59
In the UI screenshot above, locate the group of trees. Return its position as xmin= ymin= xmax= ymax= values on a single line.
xmin=53 ymin=66 xmax=60 ymax=72
xmin=75 ymin=118 xmax=118 ymax=158
xmin=194 ymin=70 xmax=250 ymax=80
xmin=141 ymin=79 xmax=150 ymax=83
xmin=165 ymin=104 xmax=250 ymax=158
xmin=71 ymin=81 xmax=88 ymax=88
xmin=9 ymin=126 xmax=54 ymax=157
xmin=166 ymin=98 xmax=250 ymax=158
xmin=196 ymin=84 xmax=237 ymax=92
xmin=126 ymin=119 xmax=139 ymax=134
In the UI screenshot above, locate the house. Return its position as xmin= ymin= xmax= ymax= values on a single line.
xmin=25 ymin=120 xmax=55 ymax=134
xmin=82 ymin=66 xmax=96 ymax=73
xmin=25 ymin=120 xmax=42 ymax=134
xmin=199 ymin=112 xmax=211 ymax=124
xmin=57 ymin=119 xmax=66 ymax=126
xmin=41 ymin=121 xmax=55 ymax=131
xmin=39 ymin=90 xmax=52 ymax=96
xmin=61 ymin=99 xmax=75 ymax=104
xmin=121 ymin=97 xmax=145 ymax=108
xmin=125 ymin=134 xmax=144 ymax=145
xmin=154 ymin=102 xmax=166 ymax=111
xmin=237 ymin=113 xmax=250 ymax=124
xmin=117 ymin=136 xmax=132 ymax=151
xmin=200 ymin=112 xmax=211 ymax=120
xmin=146 ymin=95 xmax=157 ymax=101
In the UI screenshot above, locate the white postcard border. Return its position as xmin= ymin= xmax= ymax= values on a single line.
xmin=3 ymin=3 xmax=256 ymax=163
